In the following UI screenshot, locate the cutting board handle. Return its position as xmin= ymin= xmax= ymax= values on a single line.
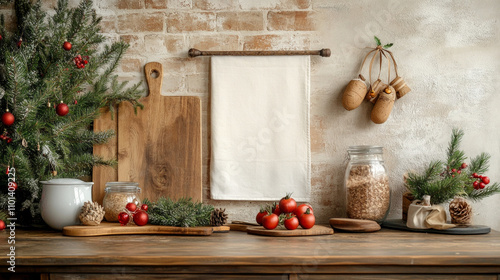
xmin=144 ymin=62 xmax=163 ymax=97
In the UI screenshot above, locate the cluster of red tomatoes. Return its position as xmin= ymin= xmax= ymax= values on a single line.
xmin=255 ymin=193 xmax=315 ymax=230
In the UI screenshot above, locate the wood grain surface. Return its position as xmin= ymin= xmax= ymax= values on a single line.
xmin=329 ymin=218 xmax=381 ymax=232
xmin=62 ymin=222 xmax=229 ymax=237
xmin=246 ymin=225 xmax=333 ymax=236
xmin=117 ymin=62 xmax=202 ymax=202
xmin=92 ymin=108 xmax=118 ymax=205
xmin=3 ymin=229 xmax=500 ymax=275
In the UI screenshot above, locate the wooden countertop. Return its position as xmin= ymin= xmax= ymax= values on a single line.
xmin=2 ymin=228 xmax=500 ymax=275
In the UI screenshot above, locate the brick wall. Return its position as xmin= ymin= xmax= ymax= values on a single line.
xmin=2 ymin=0 xmax=500 ymax=229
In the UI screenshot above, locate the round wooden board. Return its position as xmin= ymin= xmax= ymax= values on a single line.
xmin=329 ymin=218 xmax=381 ymax=233
xmin=246 ymin=225 xmax=333 ymax=237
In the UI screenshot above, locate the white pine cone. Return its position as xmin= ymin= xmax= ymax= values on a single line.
xmin=79 ymin=201 xmax=105 ymax=226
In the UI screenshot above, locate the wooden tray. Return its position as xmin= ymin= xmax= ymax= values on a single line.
xmin=382 ymin=219 xmax=491 ymax=235
xmin=329 ymin=218 xmax=381 ymax=233
xmin=63 ymin=222 xmax=229 ymax=237
xmin=247 ymin=225 xmax=333 ymax=237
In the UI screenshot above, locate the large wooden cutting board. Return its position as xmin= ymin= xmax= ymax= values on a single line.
xmin=93 ymin=62 xmax=202 ymax=203
xmin=63 ymin=222 xmax=229 ymax=237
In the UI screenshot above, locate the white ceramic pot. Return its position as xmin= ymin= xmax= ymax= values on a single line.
xmin=40 ymin=178 xmax=94 ymax=230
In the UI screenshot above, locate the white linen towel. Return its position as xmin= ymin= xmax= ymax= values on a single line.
xmin=210 ymin=56 xmax=311 ymax=201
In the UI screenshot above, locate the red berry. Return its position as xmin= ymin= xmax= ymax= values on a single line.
xmin=0 ymin=220 xmax=5 ymax=230
xmin=479 ymin=182 xmax=486 ymax=189
xmin=457 ymin=170 xmax=461 ymax=174
xmin=84 ymin=60 xmax=88 ymax=64
xmin=125 ymin=202 xmax=137 ymax=212
xmin=451 ymin=168 xmax=457 ymax=173
xmin=482 ymin=176 xmax=490 ymax=185
xmin=140 ymin=204 xmax=148 ymax=211
xmin=6 ymin=138 xmax=12 ymax=143
xmin=17 ymin=39 xmax=22 ymax=48
xmin=473 ymin=181 xmax=479 ymax=188
xmin=118 ymin=212 xmax=130 ymax=225
xmin=63 ymin=41 xmax=72 ymax=51
xmin=472 ymin=173 xmax=478 ymax=178
xmin=461 ymin=163 xmax=467 ymax=169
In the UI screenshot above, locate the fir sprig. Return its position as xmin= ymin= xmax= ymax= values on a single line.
xmin=406 ymin=128 xmax=500 ymax=204
xmin=144 ymin=197 xmax=215 ymax=227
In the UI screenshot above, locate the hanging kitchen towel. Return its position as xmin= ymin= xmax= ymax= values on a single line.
xmin=210 ymin=56 xmax=311 ymax=201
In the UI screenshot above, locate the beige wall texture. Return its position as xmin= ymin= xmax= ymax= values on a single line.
xmin=2 ymin=0 xmax=499 ymax=230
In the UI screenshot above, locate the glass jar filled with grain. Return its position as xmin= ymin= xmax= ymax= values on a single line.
xmin=103 ymin=182 xmax=141 ymax=222
xmin=344 ymin=145 xmax=390 ymax=224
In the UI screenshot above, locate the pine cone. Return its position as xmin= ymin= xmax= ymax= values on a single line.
xmin=210 ymin=208 xmax=228 ymax=226
xmin=79 ymin=201 xmax=105 ymax=226
xmin=449 ymin=197 xmax=472 ymax=225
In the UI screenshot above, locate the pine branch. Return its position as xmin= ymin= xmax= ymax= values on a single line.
xmin=467 ymin=182 xmax=500 ymax=201
xmin=144 ymin=197 xmax=215 ymax=227
xmin=446 ymin=128 xmax=467 ymax=170
xmin=469 ymin=152 xmax=490 ymax=175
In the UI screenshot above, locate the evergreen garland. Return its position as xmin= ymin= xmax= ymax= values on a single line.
xmin=406 ymin=128 xmax=500 ymax=205
xmin=144 ymin=197 xmax=214 ymax=227
xmin=0 ymin=0 xmax=143 ymax=225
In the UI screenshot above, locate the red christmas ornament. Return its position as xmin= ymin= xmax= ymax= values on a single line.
xmin=0 ymin=220 xmax=5 ymax=231
xmin=17 ymin=38 xmax=22 ymax=48
xmin=125 ymin=202 xmax=137 ymax=213
xmin=140 ymin=204 xmax=148 ymax=211
xmin=2 ymin=110 xmax=15 ymax=126
xmin=118 ymin=212 xmax=130 ymax=226
xmin=133 ymin=210 xmax=149 ymax=226
xmin=56 ymin=102 xmax=69 ymax=116
xmin=9 ymin=182 xmax=17 ymax=191
xmin=63 ymin=41 xmax=72 ymax=51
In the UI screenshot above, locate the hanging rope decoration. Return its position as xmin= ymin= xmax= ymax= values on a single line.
xmin=342 ymin=36 xmax=411 ymax=124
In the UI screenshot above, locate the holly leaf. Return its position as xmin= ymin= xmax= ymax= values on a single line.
xmin=374 ymin=36 xmax=381 ymax=46
xmin=383 ymin=43 xmax=393 ymax=49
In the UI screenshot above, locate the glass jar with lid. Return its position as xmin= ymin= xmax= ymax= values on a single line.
xmin=344 ymin=145 xmax=390 ymax=224
xmin=103 ymin=182 xmax=141 ymax=222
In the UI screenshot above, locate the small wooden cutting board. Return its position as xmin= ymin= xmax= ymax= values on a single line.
xmin=63 ymin=222 xmax=229 ymax=237
xmin=246 ymin=225 xmax=333 ymax=237
xmin=329 ymin=218 xmax=381 ymax=233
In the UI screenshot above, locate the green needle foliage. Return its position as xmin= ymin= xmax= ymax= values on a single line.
xmin=144 ymin=197 xmax=215 ymax=227
xmin=406 ymin=128 xmax=500 ymax=205
xmin=0 ymin=0 xmax=143 ymax=225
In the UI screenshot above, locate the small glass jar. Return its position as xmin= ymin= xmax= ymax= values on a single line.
xmin=103 ymin=182 xmax=141 ymax=222
xmin=344 ymin=145 xmax=390 ymax=224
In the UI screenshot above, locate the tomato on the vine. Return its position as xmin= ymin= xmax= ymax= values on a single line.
xmin=284 ymin=215 xmax=299 ymax=230
xmin=294 ymin=204 xmax=313 ymax=218
xmin=262 ymin=213 xmax=279 ymax=230
xmin=299 ymin=208 xmax=315 ymax=229
xmin=279 ymin=193 xmax=297 ymax=213
xmin=256 ymin=209 xmax=267 ymax=225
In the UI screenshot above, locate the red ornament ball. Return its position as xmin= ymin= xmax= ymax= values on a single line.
xmin=9 ymin=182 xmax=17 ymax=191
xmin=118 ymin=212 xmax=130 ymax=226
xmin=63 ymin=41 xmax=72 ymax=51
xmin=133 ymin=210 xmax=149 ymax=226
xmin=0 ymin=220 xmax=5 ymax=231
xmin=56 ymin=102 xmax=69 ymax=116
xmin=2 ymin=112 xmax=15 ymax=126
xmin=140 ymin=204 xmax=148 ymax=212
xmin=125 ymin=202 xmax=137 ymax=212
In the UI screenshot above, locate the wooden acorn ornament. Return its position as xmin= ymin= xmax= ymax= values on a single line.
xmin=371 ymin=85 xmax=396 ymax=124
xmin=385 ymin=49 xmax=411 ymax=99
xmin=342 ymin=75 xmax=367 ymax=111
